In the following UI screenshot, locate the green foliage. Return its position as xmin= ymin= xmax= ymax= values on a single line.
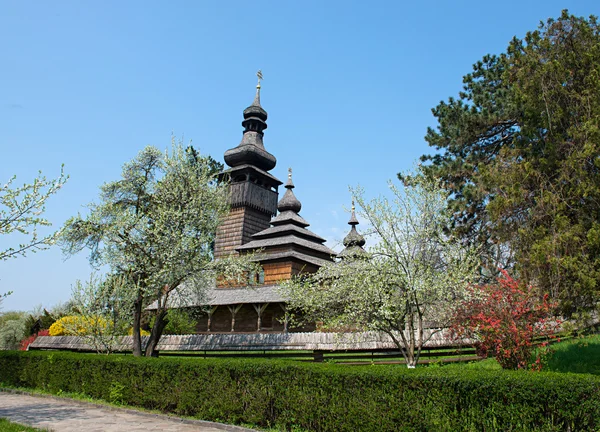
xmin=1 ymin=351 xmax=600 ymax=431
xmin=0 ymin=311 xmax=28 ymax=350
xmin=150 ymin=308 xmax=197 ymax=335
xmin=444 ymin=358 xmax=502 ymax=371
xmin=109 ymin=380 xmax=126 ymax=404
xmin=416 ymin=11 xmax=600 ymax=315
xmin=24 ymin=309 xmax=58 ymax=337
xmin=0 ymin=418 xmax=46 ymax=432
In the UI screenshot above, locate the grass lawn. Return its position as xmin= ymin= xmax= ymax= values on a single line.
xmin=544 ymin=333 xmax=600 ymax=375
xmin=0 ymin=418 xmax=47 ymax=431
xmin=433 ymin=333 xmax=600 ymax=374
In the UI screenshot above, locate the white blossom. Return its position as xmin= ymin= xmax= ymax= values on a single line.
xmin=281 ymin=173 xmax=480 ymax=367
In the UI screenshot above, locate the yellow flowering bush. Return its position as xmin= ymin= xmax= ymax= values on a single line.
xmin=128 ymin=328 xmax=151 ymax=337
xmin=49 ymin=315 xmax=112 ymax=336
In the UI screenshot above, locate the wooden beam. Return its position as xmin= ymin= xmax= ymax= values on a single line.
xmin=207 ymin=306 xmax=218 ymax=332
xmin=253 ymin=303 xmax=270 ymax=332
xmin=227 ymin=304 xmax=244 ymax=332
xmin=279 ymin=304 xmax=289 ymax=333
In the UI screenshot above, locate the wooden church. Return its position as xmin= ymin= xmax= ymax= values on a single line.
xmin=180 ymin=73 xmax=366 ymax=334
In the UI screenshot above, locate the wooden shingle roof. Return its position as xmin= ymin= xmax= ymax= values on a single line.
xmin=147 ymin=284 xmax=288 ymax=309
xmin=236 ymin=169 xmax=336 ymax=264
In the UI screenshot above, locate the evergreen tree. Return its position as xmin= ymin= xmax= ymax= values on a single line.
xmin=415 ymin=11 xmax=600 ymax=315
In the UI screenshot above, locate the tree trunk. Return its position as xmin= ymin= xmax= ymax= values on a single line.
xmin=406 ymin=308 xmax=417 ymax=368
xmin=414 ymin=312 xmax=425 ymax=365
xmin=132 ymin=293 xmax=144 ymax=357
xmin=145 ymin=309 xmax=168 ymax=357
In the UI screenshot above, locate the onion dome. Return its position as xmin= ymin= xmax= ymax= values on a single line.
xmin=338 ymin=200 xmax=368 ymax=259
xmin=237 ymin=167 xmax=337 ymax=266
xmin=277 ymin=168 xmax=302 ymax=213
xmin=224 ymin=70 xmax=277 ymax=171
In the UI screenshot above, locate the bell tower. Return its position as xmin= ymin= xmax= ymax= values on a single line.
xmin=214 ymin=71 xmax=282 ymax=258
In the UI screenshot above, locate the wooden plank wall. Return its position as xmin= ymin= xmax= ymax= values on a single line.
xmin=215 ymin=207 xmax=271 ymax=259
xmin=263 ymin=262 xmax=293 ymax=284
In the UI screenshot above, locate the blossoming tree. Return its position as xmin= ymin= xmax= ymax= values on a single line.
xmin=282 ymin=174 xmax=480 ymax=368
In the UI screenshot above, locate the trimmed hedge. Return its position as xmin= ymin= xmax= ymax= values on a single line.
xmin=1 ymin=351 xmax=599 ymax=431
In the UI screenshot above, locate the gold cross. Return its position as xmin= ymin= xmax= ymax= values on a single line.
xmin=256 ymin=70 xmax=263 ymax=88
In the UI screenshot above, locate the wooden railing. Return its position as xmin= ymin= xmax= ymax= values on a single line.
xmin=28 ymin=331 xmax=480 ymax=364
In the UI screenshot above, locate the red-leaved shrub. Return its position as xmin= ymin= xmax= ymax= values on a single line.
xmin=20 ymin=329 xmax=50 ymax=351
xmin=450 ymin=270 xmax=560 ymax=370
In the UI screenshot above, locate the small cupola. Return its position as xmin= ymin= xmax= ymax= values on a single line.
xmin=338 ymin=200 xmax=368 ymax=259
xmin=277 ymin=168 xmax=302 ymax=214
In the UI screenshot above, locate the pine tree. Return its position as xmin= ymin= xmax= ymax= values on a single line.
xmin=414 ymin=11 xmax=600 ymax=315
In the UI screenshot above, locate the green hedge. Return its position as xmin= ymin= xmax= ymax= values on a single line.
xmin=1 ymin=351 xmax=599 ymax=431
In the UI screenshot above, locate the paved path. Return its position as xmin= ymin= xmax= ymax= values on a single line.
xmin=0 ymin=391 xmax=256 ymax=432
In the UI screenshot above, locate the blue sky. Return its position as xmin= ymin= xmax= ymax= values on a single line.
xmin=1 ymin=1 xmax=598 ymax=311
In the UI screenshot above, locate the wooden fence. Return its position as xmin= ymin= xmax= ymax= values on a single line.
xmin=28 ymin=331 xmax=480 ymax=364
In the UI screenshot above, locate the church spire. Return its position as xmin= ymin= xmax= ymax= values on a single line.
xmin=339 ymin=200 xmax=368 ymax=259
xmin=277 ymin=168 xmax=302 ymax=213
xmin=253 ymin=69 xmax=263 ymax=107
xmin=224 ymin=70 xmax=276 ymax=171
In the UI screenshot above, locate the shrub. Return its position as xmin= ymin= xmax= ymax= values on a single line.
xmin=0 ymin=350 xmax=599 ymax=431
xmin=50 ymin=315 xmax=126 ymax=354
xmin=149 ymin=308 xmax=197 ymax=335
xmin=20 ymin=329 xmax=50 ymax=351
xmin=451 ymin=271 xmax=560 ymax=370
xmin=48 ymin=315 xmax=111 ymax=336
xmin=0 ymin=314 xmax=27 ymax=350
xmin=128 ymin=328 xmax=150 ymax=337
